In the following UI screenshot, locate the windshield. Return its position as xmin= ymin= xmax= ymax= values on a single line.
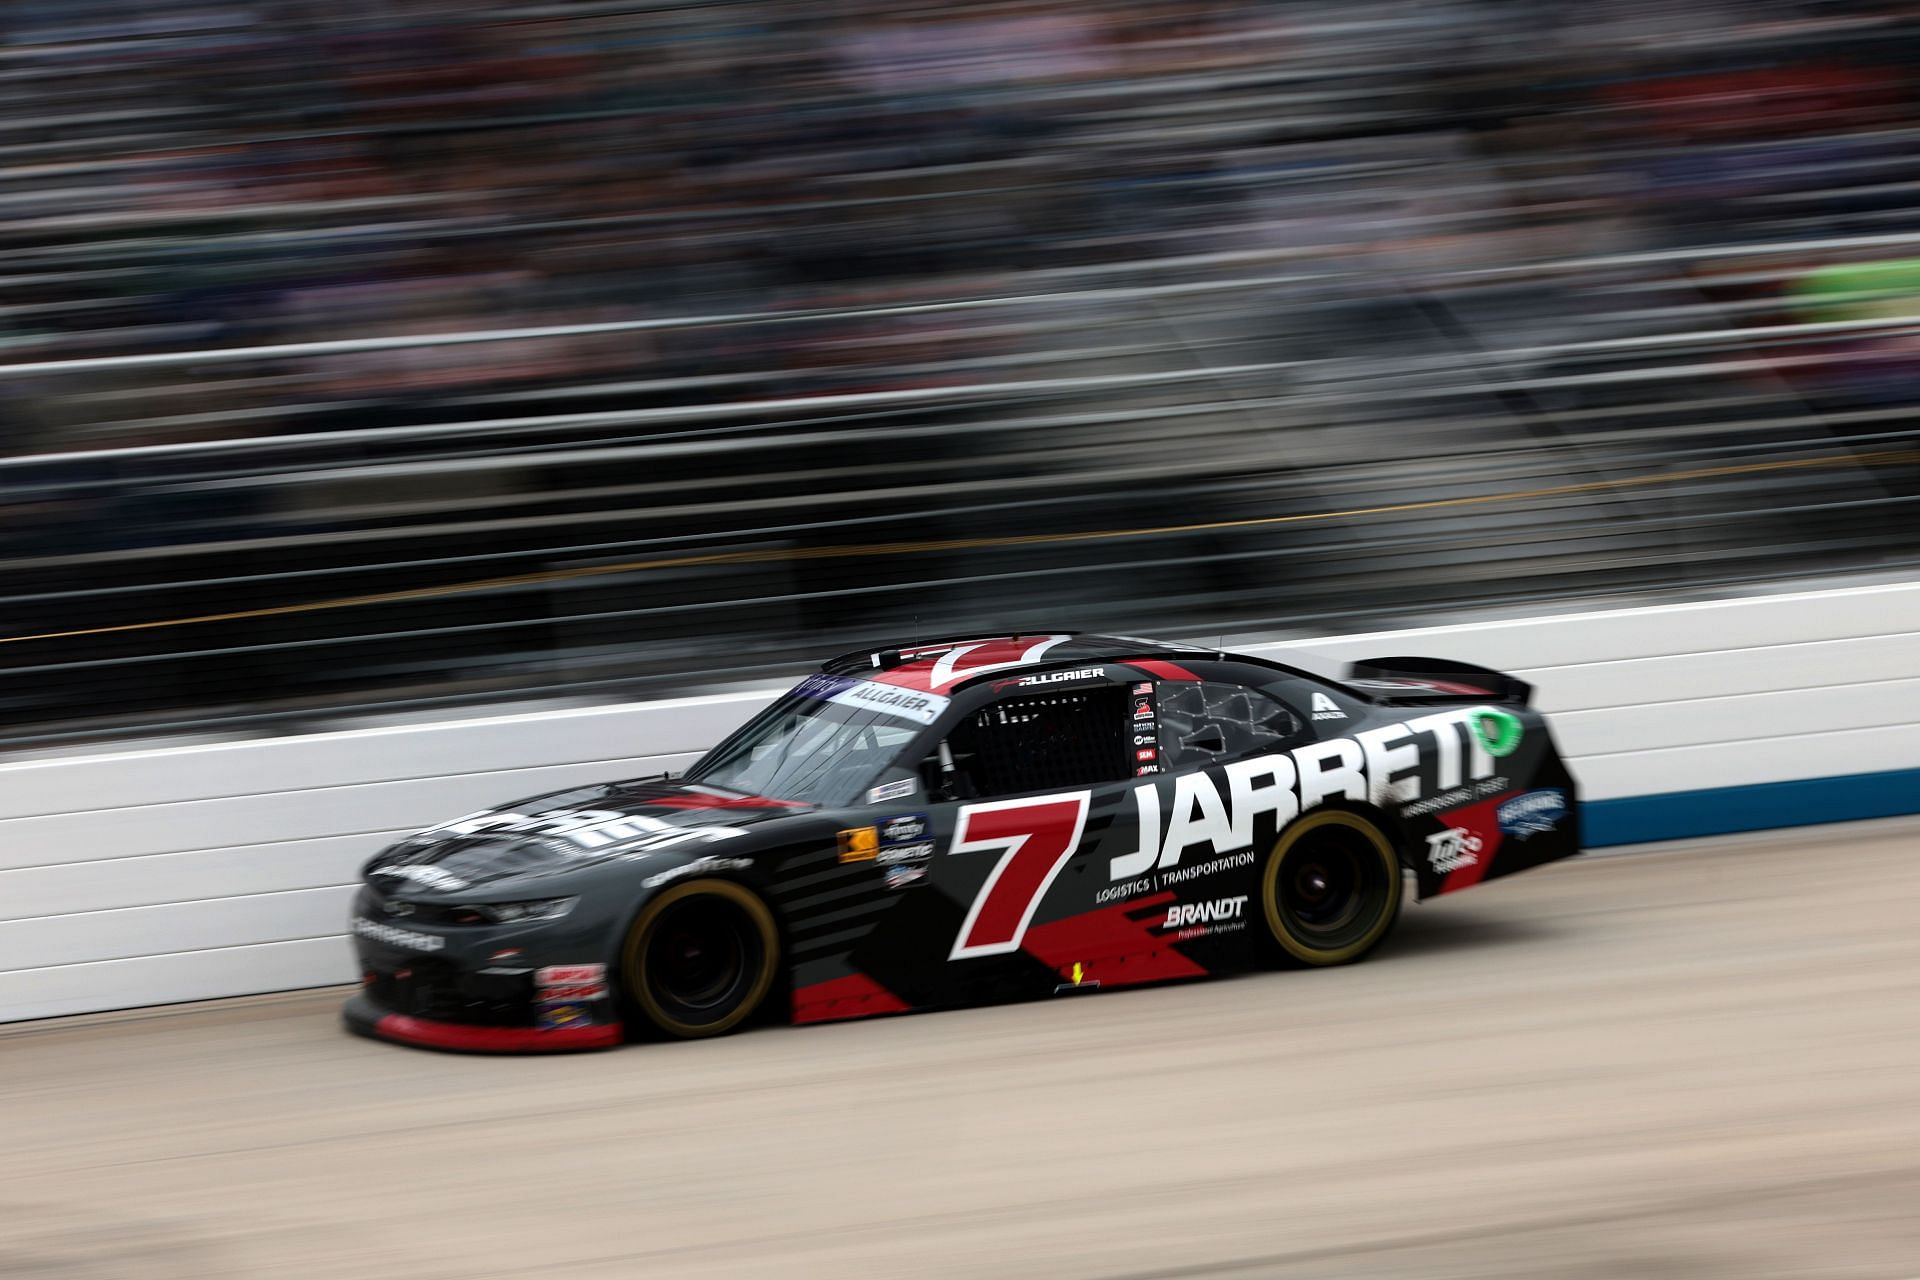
xmin=685 ymin=674 xmax=946 ymax=805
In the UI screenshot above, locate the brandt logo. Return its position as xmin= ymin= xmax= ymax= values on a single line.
xmin=1162 ymin=895 xmax=1249 ymax=931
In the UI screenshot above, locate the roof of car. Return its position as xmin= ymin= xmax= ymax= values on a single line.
xmin=822 ymin=632 xmax=1223 ymax=693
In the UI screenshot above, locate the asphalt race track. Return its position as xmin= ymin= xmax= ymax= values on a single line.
xmin=4 ymin=819 xmax=1918 ymax=1280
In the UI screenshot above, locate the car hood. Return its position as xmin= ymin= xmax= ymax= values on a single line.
xmin=364 ymin=779 xmax=811 ymax=893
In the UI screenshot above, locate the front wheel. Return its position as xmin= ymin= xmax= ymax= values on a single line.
xmin=619 ymin=880 xmax=780 ymax=1039
xmin=1258 ymin=810 xmax=1402 ymax=967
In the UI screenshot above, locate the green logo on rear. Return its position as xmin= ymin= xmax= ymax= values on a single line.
xmin=1471 ymin=708 xmax=1524 ymax=758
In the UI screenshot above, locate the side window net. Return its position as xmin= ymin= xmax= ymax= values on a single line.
xmin=951 ymin=686 xmax=1130 ymax=797
xmin=1156 ymin=682 xmax=1306 ymax=769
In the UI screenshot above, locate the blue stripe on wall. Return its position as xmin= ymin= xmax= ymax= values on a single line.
xmin=1582 ymin=767 xmax=1920 ymax=847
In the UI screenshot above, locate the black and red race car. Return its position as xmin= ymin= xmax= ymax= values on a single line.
xmin=344 ymin=632 xmax=1579 ymax=1051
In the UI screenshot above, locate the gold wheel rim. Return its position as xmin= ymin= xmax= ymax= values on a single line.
xmin=1261 ymin=811 xmax=1401 ymax=965
xmin=622 ymin=879 xmax=779 ymax=1038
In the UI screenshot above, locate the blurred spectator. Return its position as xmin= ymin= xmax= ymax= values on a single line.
xmin=4 ymin=0 xmax=1920 ymax=744
xmin=2 ymin=0 xmax=1919 ymax=453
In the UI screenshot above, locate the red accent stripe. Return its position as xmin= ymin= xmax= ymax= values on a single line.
xmin=869 ymin=636 xmax=1043 ymax=691
xmin=1436 ymin=791 xmax=1519 ymax=895
xmin=374 ymin=1013 xmax=622 ymax=1052
xmin=792 ymin=973 xmax=910 ymax=1025
xmin=1022 ymin=893 xmax=1209 ymax=986
xmin=1439 ymin=850 xmax=1495 ymax=895
xmin=1417 ymin=679 xmax=1494 ymax=696
xmin=1130 ymin=659 xmax=1199 ymax=682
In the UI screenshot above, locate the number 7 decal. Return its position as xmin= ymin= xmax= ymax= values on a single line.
xmin=947 ymin=792 xmax=1092 ymax=960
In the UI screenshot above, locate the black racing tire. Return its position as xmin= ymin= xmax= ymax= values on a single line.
xmin=1258 ymin=810 xmax=1403 ymax=968
xmin=619 ymin=879 xmax=780 ymax=1039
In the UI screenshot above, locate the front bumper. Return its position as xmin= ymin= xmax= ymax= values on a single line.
xmin=346 ymin=881 xmax=627 ymax=1052
xmin=344 ymin=993 xmax=622 ymax=1053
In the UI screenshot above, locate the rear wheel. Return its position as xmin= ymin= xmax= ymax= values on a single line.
xmin=1259 ymin=810 xmax=1402 ymax=967
xmin=620 ymin=880 xmax=780 ymax=1039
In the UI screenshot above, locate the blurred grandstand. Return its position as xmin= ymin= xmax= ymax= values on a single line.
xmin=2 ymin=0 xmax=1919 ymax=750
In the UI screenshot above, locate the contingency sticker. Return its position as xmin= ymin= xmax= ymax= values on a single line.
xmin=838 ymin=827 xmax=880 ymax=863
xmin=1497 ymin=788 xmax=1567 ymax=839
xmin=1130 ymin=681 xmax=1161 ymax=776
xmin=535 ymin=963 xmax=609 ymax=1029
xmin=876 ymin=812 xmax=933 ymax=870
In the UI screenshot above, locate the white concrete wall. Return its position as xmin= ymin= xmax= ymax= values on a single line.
xmin=1259 ymin=580 xmax=1920 ymax=800
xmin=0 ymin=693 xmax=766 ymax=1023
xmin=4 ymin=580 xmax=1916 ymax=1024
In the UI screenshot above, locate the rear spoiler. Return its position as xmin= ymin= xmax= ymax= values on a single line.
xmin=1344 ymin=655 xmax=1532 ymax=707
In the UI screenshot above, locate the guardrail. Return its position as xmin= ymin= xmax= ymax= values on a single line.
xmin=4 ymin=578 xmax=1916 ymax=1024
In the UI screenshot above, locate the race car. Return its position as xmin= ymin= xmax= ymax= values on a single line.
xmin=343 ymin=632 xmax=1580 ymax=1052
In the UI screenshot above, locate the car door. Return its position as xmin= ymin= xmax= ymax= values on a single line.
xmin=1097 ymin=679 xmax=1320 ymax=969
xmin=903 ymin=671 xmax=1152 ymax=1005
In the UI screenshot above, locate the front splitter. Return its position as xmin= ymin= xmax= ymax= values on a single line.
xmin=343 ymin=994 xmax=622 ymax=1054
